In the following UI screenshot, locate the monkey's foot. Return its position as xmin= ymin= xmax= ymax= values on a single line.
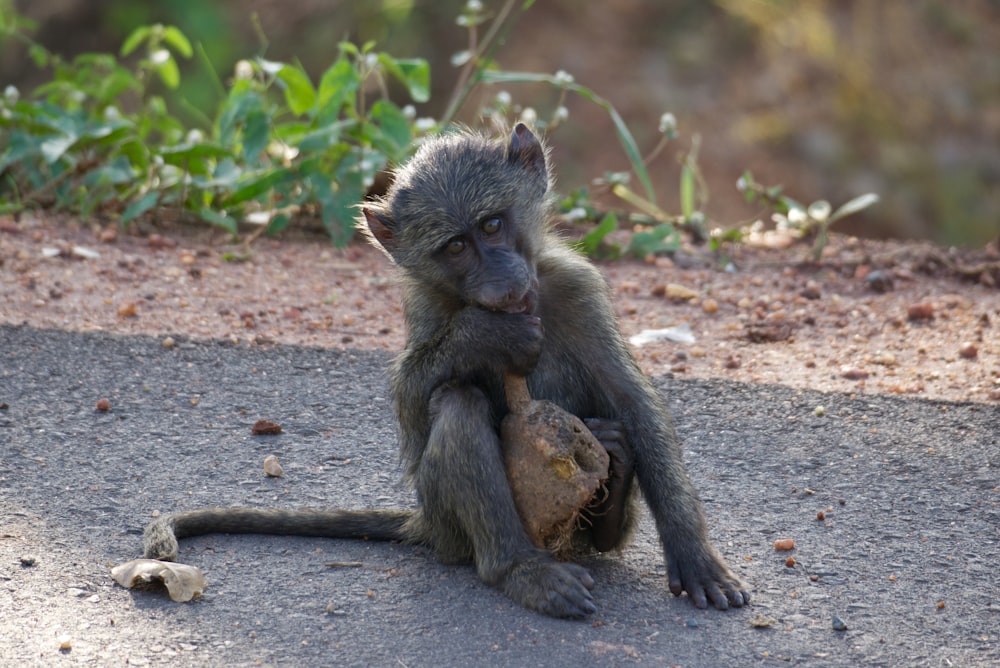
xmin=499 ymin=556 xmax=596 ymax=619
xmin=667 ymin=547 xmax=750 ymax=610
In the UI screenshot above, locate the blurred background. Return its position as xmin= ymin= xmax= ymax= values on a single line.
xmin=3 ymin=0 xmax=998 ymax=246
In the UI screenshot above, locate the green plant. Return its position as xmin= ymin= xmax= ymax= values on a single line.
xmin=0 ymin=6 xmax=430 ymax=244
xmin=737 ymin=171 xmax=879 ymax=260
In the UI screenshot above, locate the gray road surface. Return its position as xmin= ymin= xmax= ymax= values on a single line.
xmin=1 ymin=324 xmax=998 ymax=666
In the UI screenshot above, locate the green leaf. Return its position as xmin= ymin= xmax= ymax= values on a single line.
xmin=162 ymin=26 xmax=193 ymax=58
xmin=159 ymin=142 xmax=232 ymax=163
xmin=369 ymin=100 xmax=411 ymax=155
xmin=626 ymin=223 xmax=680 ymax=258
xmin=242 ymin=109 xmax=270 ymax=163
xmin=156 ymin=55 xmax=181 ymax=89
xmin=312 ymin=166 xmax=363 ymax=246
xmin=121 ymin=191 xmax=160 ymax=224
xmin=120 ymin=26 xmax=152 ymax=57
xmin=572 ymin=212 xmax=619 ymax=257
xmin=40 ymin=133 xmax=77 ymax=164
xmin=377 ymin=55 xmax=430 ymax=103
xmin=317 ymin=57 xmax=360 ymax=121
xmin=277 ymin=65 xmax=316 ymax=116
xmin=266 ymin=213 xmax=291 ymax=236
xmin=829 ymin=193 xmax=879 ymax=222
xmin=296 ymin=120 xmax=352 ymax=152
xmin=225 ymin=168 xmax=296 ymax=206
xmin=198 ymin=207 xmax=238 ymax=235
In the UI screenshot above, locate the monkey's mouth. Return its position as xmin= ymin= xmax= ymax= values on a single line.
xmin=485 ymin=289 xmax=537 ymax=315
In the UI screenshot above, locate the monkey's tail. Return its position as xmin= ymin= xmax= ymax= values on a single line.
xmin=143 ymin=508 xmax=414 ymax=562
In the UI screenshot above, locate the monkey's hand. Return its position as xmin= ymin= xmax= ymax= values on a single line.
xmin=456 ymin=307 xmax=542 ymax=377
xmin=498 ymin=554 xmax=597 ymax=619
xmin=667 ymin=543 xmax=751 ymax=610
xmin=583 ymin=418 xmax=634 ymax=552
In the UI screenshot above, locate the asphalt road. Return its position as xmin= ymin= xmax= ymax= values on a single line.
xmin=1 ymin=324 xmax=998 ymax=667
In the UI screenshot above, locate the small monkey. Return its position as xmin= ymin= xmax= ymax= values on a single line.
xmin=143 ymin=123 xmax=750 ymax=618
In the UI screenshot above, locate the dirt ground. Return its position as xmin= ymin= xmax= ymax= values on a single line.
xmin=1 ymin=214 xmax=998 ymax=405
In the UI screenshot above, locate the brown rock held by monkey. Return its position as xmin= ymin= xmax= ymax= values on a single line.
xmin=501 ymin=373 xmax=609 ymax=557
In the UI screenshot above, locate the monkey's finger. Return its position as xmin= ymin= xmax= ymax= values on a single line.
xmin=706 ymin=584 xmax=730 ymax=610
xmin=564 ymin=562 xmax=595 ymax=590
xmin=583 ymin=418 xmax=625 ymax=438
xmin=725 ymin=586 xmax=750 ymax=607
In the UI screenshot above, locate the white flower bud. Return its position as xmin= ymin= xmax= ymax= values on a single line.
xmin=234 ymin=60 xmax=254 ymax=80
xmin=519 ymin=107 xmax=537 ymax=125
xmin=414 ymin=117 xmax=437 ymax=132
xmin=554 ymin=70 xmax=574 ymax=85
xmin=658 ymin=112 xmax=677 ymax=136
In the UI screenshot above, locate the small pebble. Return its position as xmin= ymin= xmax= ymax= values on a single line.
xmin=840 ymin=366 xmax=869 ymax=380
xmin=907 ymin=303 xmax=934 ymax=321
xmin=685 ymin=618 xmax=699 ymax=628
xmin=832 ymin=616 xmax=848 ymax=631
xmin=958 ymin=343 xmax=978 ymax=360
xmin=865 ymin=270 xmax=894 ymax=293
xmin=263 ymin=454 xmax=284 ymax=477
xmin=96 ymin=398 xmax=111 ymax=412
xmin=19 ymin=556 xmax=36 ymax=567
xmin=161 ymin=336 xmax=176 ymax=349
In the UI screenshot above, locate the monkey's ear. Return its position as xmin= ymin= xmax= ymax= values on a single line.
xmin=361 ymin=207 xmax=399 ymax=257
xmin=507 ymin=122 xmax=547 ymax=178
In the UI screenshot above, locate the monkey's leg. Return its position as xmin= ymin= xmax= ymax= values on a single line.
xmin=583 ymin=418 xmax=635 ymax=552
xmin=420 ymin=383 xmax=597 ymax=619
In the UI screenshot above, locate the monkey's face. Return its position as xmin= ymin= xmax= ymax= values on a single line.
xmin=434 ymin=212 xmax=538 ymax=314
xmin=361 ymin=125 xmax=550 ymax=313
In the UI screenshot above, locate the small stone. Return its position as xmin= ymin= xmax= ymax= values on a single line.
xmin=816 ymin=510 xmax=826 ymax=521
xmin=750 ymin=614 xmax=778 ymax=628
xmin=19 ymin=556 xmax=36 ymax=567
xmin=840 ymin=366 xmax=869 ymax=380
xmin=785 ymin=556 xmax=796 ymax=567
xmin=907 ymin=303 xmax=934 ymax=321
xmin=117 ymin=302 xmax=138 ymax=318
xmin=832 ymin=616 xmax=848 ymax=631
xmin=800 ymin=282 xmax=821 ymax=300
xmin=865 ymin=270 xmax=894 ymax=293
xmin=664 ymin=283 xmax=699 ymax=301
xmin=685 ymin=618 xmax=699 ymax=628
xmin=872 ymin=352 xmax=897 ymax=367
xmin=252 ymin=419 xmax=282 ymax=435
xmin=161 ymin=336 xmax=176 ymax=349
xmin=263 ymin=454 xmax=284 ymax=477
xmin=701 ymin=298 xmax=719 ymax=314
xmin=58 ymin=634 xmax=72 ymax=650
xmin=814 ymin=405 xmax=826 ymax=416
xmin=96 ymin=398 xmax=111 ymax=412
xmin=958 ymin=343 xmax=978 ymax=359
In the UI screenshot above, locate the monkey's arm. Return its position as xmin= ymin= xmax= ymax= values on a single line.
xmin=613 ymin=378 xmax=749 ymax=609
xmin=538 ymin=248 xmax=748 ymax=608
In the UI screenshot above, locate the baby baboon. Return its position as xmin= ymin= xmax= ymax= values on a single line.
xmin=143 ymin=123 xmax=750 ymax=619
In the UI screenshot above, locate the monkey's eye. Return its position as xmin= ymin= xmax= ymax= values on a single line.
xmin=480 ymin=217 xmax=502 ymax=235
xmin=445 ymin=238 xmax=466 ymax=255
